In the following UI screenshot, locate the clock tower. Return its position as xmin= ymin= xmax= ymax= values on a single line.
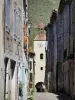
xmin=34 ymin=16 xmax=46 ymax=89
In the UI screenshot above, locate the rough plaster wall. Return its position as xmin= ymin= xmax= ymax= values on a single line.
xmin=34 ymin=41 xmax=46 ymax=85
xmin=57 ymin=12 xmax=64 ymax=62
xmin=71 ymin=0 xmax=75 ymax=38
xmin=71 ymin=0 xmax=75 ymax=96
xmin=63 ymin=4 xmax=70 ymax=56
xmin=0 ymin=0 xmax=5 ymax=100
xmin=53 ymin=22 xmax=57 ymax=92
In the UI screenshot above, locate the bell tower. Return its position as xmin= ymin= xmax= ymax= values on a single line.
xmin=34 ymin=16 xmax=46 ymax=90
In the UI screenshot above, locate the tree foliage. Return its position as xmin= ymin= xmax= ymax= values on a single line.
xmin=28 ymin=0 xmax=60 ymax=47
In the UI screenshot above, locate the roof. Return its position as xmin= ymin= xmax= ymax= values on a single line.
xmin=34 ymin=16 xmax=46 ymax=41
xmin=34 ymin=33 xmax=46 ymax=41
xmin=29 ymin=52 xmax=35 ymax=58
xmin=38 ymin=21 xmax=45 ymax=29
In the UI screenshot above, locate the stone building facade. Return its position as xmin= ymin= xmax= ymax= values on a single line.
xmin=45 ymin=0 xmax=75 ymax=99
xmin=28 ymin=51 xmax=35 ymax=97
xmin=0 ymin=0 xmax=29 ymax=100
xmin=45 ymin=23 xmax=52 ymax=91
xmin=45 ymin=10 xmax=58 ymax=92
xmin=57 ymin=1 xmax=74 ymax=99
xmin=70 ymin=0 xmax=75 ymax=99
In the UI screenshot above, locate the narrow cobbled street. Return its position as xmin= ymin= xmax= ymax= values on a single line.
xmin=0 ymin=0 xmax=75 ymax=100
xmin=34 ymin=93 xmax=71 ymax=100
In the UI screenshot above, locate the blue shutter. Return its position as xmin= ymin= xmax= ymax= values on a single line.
xmin=16 ymin=13 xmax=18 ymax=38
xmin=18 ymin=15 xmax=20 ymax=39
xmin=6 ymin=0 xmax=8 ymax=26
xmin=6 ymin=0 xmax=10 ymax=32
xmin=18 ymin=16 xmax=21 ymax=40
xmin=14 ymin=9 xmax=16 ymax=38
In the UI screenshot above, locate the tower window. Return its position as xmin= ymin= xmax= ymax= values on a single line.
xmin=40 ymin=53 xmax=43 ymax=59
xmin=40 ymin=67 xmax=43 ymax=70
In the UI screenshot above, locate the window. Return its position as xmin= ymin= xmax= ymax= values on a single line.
xmin=64 ymin=49 xmax=67 ymax=60
xmin=18 ymin=15 xmax=21 ymax=40
xmin=15 ymin=9 xmax=21 ymax=40
xmin=16 ymin=12 xmax=18 ymax=38
xmin=40 ymin=53 xmax=43 ymax=59
xmin=10 ymin=60 xmax=16 ymax=79
xmin=25 ymin=69 xmax=26 ymax=73
xmin=30 ymin=61 xmax=32 ymax=71
xmin=5 ymin=0 xmax=10 ymax=32
xmin=30 ymin=73 xmax=32 ymax=82
xmin=40 ymin=67 xmax=43 ymax=70
xmin=13 ymin=9 xmax=16 ymax=38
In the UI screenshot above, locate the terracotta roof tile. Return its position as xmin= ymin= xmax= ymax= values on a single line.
xmin=34 ymin=33 xmax=46 ymax=41
xmin=38 ymin=22 xmax=45 ymax=29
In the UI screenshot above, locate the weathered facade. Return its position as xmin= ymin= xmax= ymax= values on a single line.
xmin=70 ymin=0 xmax=75 ymax=99
xmin=28 ymin=51 xmax=35 ymax=97
xmin=0 ymin=0 xmax=5 ymax=99
xmin=0 ymin=0 xmax=29 ymax=100
xmin=45 ymin=23 xmax=52 ymax=91
xmin=45 ymin=0 xmax=75 ymax=99
xmin=45 ymin=10 xmax=58 ymax=92
xmin=54 ymin=0 xmax=75 ymax=98
xmin=57 ymin=1 xmax=74 ymax=99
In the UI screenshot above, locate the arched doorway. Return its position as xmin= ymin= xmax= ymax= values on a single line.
xmin=35 ymin=82 xmax=45 ymax=92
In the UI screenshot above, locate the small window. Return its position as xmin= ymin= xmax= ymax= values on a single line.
xmin=64 ymin=49 xmax=67 ymax=60
xmin=40 ymin=67 xmax=43 ymax=70
xmin=40 ymin=53 xmax=43 ymax=59
xmin=30 ymin=73 xmax=32 ymax=82
xmin=30 ymin=61 xmax=32 ymax=71
xmin=25 ymin=69 xmax=26 ymax=73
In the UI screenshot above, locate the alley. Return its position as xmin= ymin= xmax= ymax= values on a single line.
xmin=34 ymin=93 xmax=72 ymax=100
xmin=0 ymin=0 xmax=75 ymax=100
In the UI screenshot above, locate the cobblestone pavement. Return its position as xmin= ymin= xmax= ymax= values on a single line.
xmin=34 ymin=93 xmax=72 ymax=100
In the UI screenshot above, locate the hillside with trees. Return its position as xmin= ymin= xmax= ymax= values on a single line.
xmin=28 ymin=0 xmax=60 ymax=47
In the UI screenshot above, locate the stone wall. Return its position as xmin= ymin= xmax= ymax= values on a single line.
xmin=71 ymin=0 xmax=75 ymax=99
